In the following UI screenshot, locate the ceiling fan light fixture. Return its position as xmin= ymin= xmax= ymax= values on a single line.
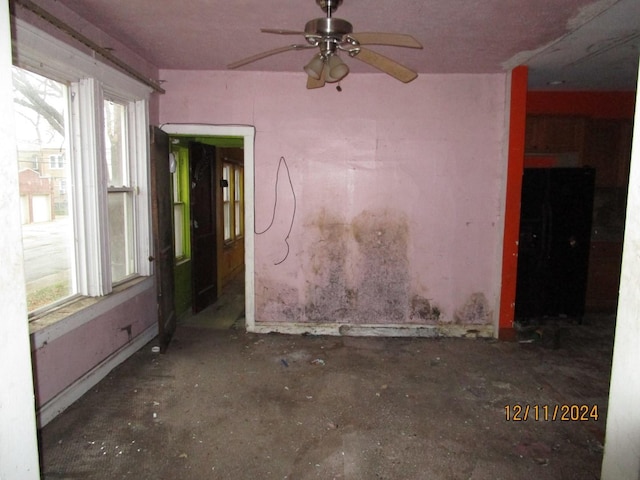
xmin=304 ymin=53 xmax=325 ymax=79
xmin=229 ymin=0 xmax=422 ymax=89
xmin=326 ymin=53 xmax=349 ymax=82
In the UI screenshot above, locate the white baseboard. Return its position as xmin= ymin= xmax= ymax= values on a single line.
xmin=248 ymin=322 xmax=495 ymax=338
xmin=36 ymin=323 xmax=158 ymax=428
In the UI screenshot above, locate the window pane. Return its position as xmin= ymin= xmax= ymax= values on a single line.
xmin=104 ymin=100 xmax=128 ymax=187
xmin=174 ymin=203 xmax=184 ymax=258
xmin=234 ymin=167 xmax=242 ymax=237
xmin=223 ymin=164 xmax=231 ymax=241
xmin=224 ymin=203 xmax=231 ymax=241
xmin=172 ymin=154 xmax=179 ymax=201
xmin=108 ymin=192 xmax=135 ymax=282
xmin=234 ymin=168 xmax=241 ymax=201
xmin=222 ymin=165 xmax=230 ymax=202
xmin=234 ymin=202 xmax=241 ymax=237
xmin=13 ymin=67 xmax=77 ymax=313
xmin=105 ymin=99 xmax=136 ymax=283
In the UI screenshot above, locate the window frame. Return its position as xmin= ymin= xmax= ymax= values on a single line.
xmin=13 ymin=67 xmax=78 ymax=313
xmin=171 ymin=149 xmax=190 ymax=262
xmin=222 ymin=161 xmax=244 ymax=245
xmin=13 ymin=18 xmax=152 ymax=313
xmin=49 ymin=154 xmax=64 ymax=169
xmin=103 ymin=95 xmax=140 ymax=285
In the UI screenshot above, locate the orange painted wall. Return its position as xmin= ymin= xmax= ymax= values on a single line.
xmin=527 ymin=91 xmax=636 ymax=119
xmin=499 ymin=66 xmax=528 ymax=340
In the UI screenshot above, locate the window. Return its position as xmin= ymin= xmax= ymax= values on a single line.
xmin=12 ymin=21 xmax=152 ymax=316
xmin=171 ymin=149 xmax=190 ymax=260
xmin=234 ymin=167 xmax=244 ymax=238
xmin=104 ymin=99 xmax=136 ymax=283
xmin=13 ymin=67 xmax=76 ymax=312
xmin=222 ymin=162 xmax=244 ymax=243
xmin=49 ymin=153 xmax=64 ymax=169
xmin=223 ymin=164 xmax=231 ymax=241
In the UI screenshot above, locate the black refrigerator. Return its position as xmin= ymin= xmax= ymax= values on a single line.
xmin=515 ymin=167 xmax=595 ymax=321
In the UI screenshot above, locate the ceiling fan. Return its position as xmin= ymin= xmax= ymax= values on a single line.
xmin=227 ymin=0 xmax=423 ymax=89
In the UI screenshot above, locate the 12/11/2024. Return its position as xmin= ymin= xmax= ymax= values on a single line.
xmin=504 ymin=404 xmax=599 ymax=421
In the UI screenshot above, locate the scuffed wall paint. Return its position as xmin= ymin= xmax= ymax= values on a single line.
xmin=31 ymin=286 xmax=156 ymax=406
xmin=159 ymin=71 xmax=508 ymax=332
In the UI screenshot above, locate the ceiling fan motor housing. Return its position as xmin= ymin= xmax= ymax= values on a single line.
xmin=305 ymin=18 xmax=353 ymax=39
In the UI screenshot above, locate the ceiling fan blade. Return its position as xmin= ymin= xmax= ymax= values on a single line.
xmin=261 ymin=28 xmax=306 ymax=35
xmin=349 ymin=32 xmax=423 ymax=49
xmin=307 ymin=74 xmax=325 ymax=89
xmin=227 ymin=44 xmax=312 ymax=69
xmin=351 ymin=47 xmax=418 ymax=83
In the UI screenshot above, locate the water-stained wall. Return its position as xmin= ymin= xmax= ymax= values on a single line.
xmin=303 ymin=209 xmax=411 ymax=324
xmin=160 ymin=70 xmax=508 ymax=333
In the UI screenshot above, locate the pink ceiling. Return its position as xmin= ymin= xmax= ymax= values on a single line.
xmin=40 ymin=0 xmax=640 ymax=89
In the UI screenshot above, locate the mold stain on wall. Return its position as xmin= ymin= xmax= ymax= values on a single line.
xmin=304 ymin=208 xmax=410 ymax=324
xmin=257 ymin=282 xmax=302 ymax=323
xmin=305 ymin=209 xmax=354 ymax=323
xmin=352 ymin=210 xmax=410 ymax=323
xmin=454 ymin=292 xmax=492 ymax=325
xmin=410 ymin=295 xmax=442 ymax=324
xmin=257 ymin=208 xmax=493 ymax=327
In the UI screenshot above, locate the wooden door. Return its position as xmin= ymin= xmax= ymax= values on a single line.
xmin=189 ymin=142 xmax=218 ymax=313
xmin=150 ymin=126 xmax=176 ymax=352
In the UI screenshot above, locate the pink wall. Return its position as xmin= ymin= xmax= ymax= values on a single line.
xmin=160 ymin=71 xmax=508 ymax=329
xmin=32 ymin=286 xmax=155 ymax=406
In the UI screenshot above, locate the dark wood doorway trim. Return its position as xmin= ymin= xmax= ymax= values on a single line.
xmin=150 ymin=126 xmax=177 ymax=351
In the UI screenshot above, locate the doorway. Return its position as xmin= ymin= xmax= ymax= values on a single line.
xmin=161 ymin=124 xmax=255 ymax=330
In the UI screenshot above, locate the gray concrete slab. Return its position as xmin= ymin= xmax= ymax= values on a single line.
xmin=39 ymin=312 xmax=612 ymax=479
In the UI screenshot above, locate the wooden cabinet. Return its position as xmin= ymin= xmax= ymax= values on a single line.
xmin=524 ymin=114 xmax=633 ymax=314
xmin=525 ymin=115 xmax=632 ymax=188
xmin=525 ymin=115 xmax=586 ymax=154
xmin=583 ymin=119 xmax=633 ymax=188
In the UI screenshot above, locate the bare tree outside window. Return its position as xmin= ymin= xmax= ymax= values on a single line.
xmin=13 ymin=67 xmax=77 ymax=313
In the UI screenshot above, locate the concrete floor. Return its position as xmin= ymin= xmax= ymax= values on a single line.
xmin=39 ymin=277 xmax=614 ymax=479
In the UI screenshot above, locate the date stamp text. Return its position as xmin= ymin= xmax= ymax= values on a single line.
xmin=504 ymin=404 xmax=599 ymax=421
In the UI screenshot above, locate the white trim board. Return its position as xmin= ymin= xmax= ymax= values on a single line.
xmin=250 ymin=322 xmax=494 ymax=338
xmin=37 ymin=322 xmax=158 ymax=427
xmin=160 ymin=124 xmax=256 ymax=331
xmin=13 ymin=18 xmax=152 ymax=99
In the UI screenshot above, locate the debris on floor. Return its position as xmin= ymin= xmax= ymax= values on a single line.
xmin=39 ymin=314 xmax=614 ymax=479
